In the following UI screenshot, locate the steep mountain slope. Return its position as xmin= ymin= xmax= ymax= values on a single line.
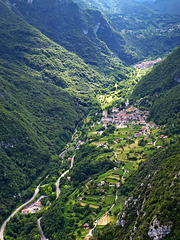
xmin=73 ymin=0 xmax=148 ymax=14
xmin=74 ymin=0 xmax=180 ymax=16
xmin=74 ymin=0 xmax=180 ymax=61
xmin=0 ymin=0 xmax=109 ymax=225
xmin=5 ymin=0 xmax=135 ymax=67
xmin=92 ymin=142 xmax=180 ymax=240
xmin=130 ymin=47 xmax=180 ymax=132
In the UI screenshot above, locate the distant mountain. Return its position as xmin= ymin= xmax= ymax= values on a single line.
xmin=143 ymin=0 xmax=180 ymax=15
xmin=5 ymin=0 xmax=136 ymax=67
xmin=0 ymin=0 xmax=109 ymax=224
xmin=73 ymin=0 xmax=151 ymax=14
xmin=5 ymin=0 xmax=180 ymax=66
xmin=74 ymin=0 xmax=180 ymax=62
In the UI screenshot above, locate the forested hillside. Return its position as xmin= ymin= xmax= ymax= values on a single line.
xmin=0 ymin=0 xmax=109 ymax=225
xmin=0 ymin=0 xmax=180 ymax=239
xmin=90 ymin=48 xmax=180 ymax=240
xmin=74 ymin=0 xmax=180 ymax=61
xmin=130 ymin=47 xmax=180 ymax=133
xmin=5 ymin=0 xmax=136 ymax=68
xmin=73 ymin=0 xmax=146 ymax=14
xmin=5 ymin=0 xmax=180 ymax=67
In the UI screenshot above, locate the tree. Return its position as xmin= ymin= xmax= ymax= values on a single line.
xmin=77 ymin=229 xmax=81 ymax=235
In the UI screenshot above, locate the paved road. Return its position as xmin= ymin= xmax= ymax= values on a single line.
xmin=56 ymin=169 xmax=70 ymax=199
xmin=56 ymin=154 xmax=75 ymax=199
xmin=0 ymin=185 xmax=40 ymax=240
xmin=153 ymin=140 xmax=157 ymax=147
xmin=37 ymin=217 xmax=47 ymax=240
xmin=70 ymin=154 xmax=75 ymax=169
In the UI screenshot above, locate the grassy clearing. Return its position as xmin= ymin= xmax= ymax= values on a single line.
xmin=97 ymin=214 xmax=114 ymax=226
xmin=105 ymin=175 xmax=120 ymax=180
xmin=80 ymin=202 xmax=99 ymax=209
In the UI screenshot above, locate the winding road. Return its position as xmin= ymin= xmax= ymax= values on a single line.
xmin=56 ymin=169 xmax=70 ymax=199
xmin=56 ymin=154 xmax=75 ymax=199
xmin=37 ymin=217 xmax=47 ymax=240
xmin=39 ymin=128 xmax=78 ymax=238
xmin=0 ymin=123 xmax=80 ymax=240
xmin=0 ymin=184 xmax=40 ymax=240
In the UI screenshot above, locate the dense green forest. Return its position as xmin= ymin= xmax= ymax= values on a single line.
xmin=6 ymin=0 xmax=133 ymax=68
xmin=74 ymin=0 xmax=180 ymax=61
xmin=0 ymin=0 xmax=109 ymax=225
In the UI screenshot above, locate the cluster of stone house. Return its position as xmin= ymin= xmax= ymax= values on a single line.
xmin=101 ymin=107 xmax=151 ymax=130
xmin=134 ymin=58 xmax=161 ymax=69
xmin=21 ymin=201 xmax=41 ymax=214
xmin=133 ymin=125 xmax=151 ymax=138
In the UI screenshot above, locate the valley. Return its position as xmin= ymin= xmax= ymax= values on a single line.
xmin=2 ymin=90 xmax=179 ymax=240
xmin=0 ymin=0 xmax=180 ymax=239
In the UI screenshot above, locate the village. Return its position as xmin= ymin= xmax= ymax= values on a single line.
xmin=99 ymin=103 xmax=157 ymax=137
xmin=134 ymin=58 xmax=162 ymax=69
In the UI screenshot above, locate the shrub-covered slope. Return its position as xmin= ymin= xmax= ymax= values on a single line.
xmin=0 ymin=0 xmax=108 ymax=224
xmin=74 ymin=0 xmax=180 ymax=61
xmin=6 ymin=0 xmax=135 ymax=66
xmin=130 ymin=47 xmax=180 ymax=131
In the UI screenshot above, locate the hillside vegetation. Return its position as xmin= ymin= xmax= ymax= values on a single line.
xmin=0 ymin=0 xmax=109 ymax=225
xmin=6 ymin=0 xmax=180 ymax=67
xmin=90 ymin=46 xmax=180 ymax=239
xmin=0 ymin=0 xmax=180 ymax=240
xmin=92 ymin=142 xmax=180 ymax=240
xmin=74 ymin=0 xmax=180 ymax=61
xmin=6 ymin=0 xmax=136 ymax=68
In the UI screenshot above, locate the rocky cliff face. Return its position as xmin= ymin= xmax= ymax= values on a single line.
xmin=148 ymin=218 xmax=171 ymax=240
